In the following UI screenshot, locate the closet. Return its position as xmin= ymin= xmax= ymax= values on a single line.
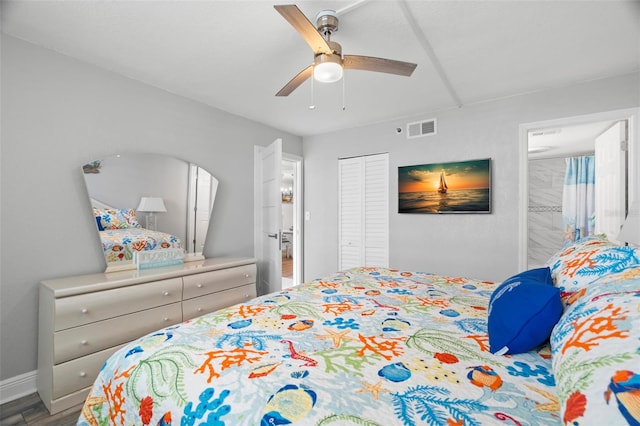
xmin=338 ymin=153 xmax=389 ymax=270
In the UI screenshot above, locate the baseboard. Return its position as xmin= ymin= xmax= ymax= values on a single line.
xmin=0 ymin=370 xmax=37 ymax=405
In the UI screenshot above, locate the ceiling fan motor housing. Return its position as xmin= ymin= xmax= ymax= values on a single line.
xmin=314 ymin=51 xmax=342 ymax=67
xmin=316 ymin=9 xmax=338 ymax=37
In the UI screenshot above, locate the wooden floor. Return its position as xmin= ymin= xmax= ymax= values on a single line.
xmin=282 ymin=253 xmax=293 ymax=278
xmin=0 ymin=393 xmax=82 ymax=426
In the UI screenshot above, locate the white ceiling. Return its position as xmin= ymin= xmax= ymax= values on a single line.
xmin=528 ymin=120 xmax=616 ymax=160
xmin=2 ymin=1 xmax=639 ymax=137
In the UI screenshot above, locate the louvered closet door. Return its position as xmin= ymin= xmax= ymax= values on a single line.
xmin=364 ymin=154 xmax=389 ymax=266
xmin=339 ymin=153 xmax=389 ymax=270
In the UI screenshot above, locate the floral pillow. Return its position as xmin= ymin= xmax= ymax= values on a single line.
xmin=550 ymin=266 xmax=640 ymax=425
xmin=93 ymin=207 xmax=141 ymax=230
xmin=547 ymin=236 xmax=639 ymax=304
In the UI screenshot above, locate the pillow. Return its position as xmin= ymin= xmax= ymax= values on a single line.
xmin=95 ymin=207 xmax=142 ymax=230
xmin=547 ymin=238 xmax=640 ymax=305
xmin=550 ymin=270 xmax=640 ymax=425
xmin=505 ymin=266 xmax=553 ymax=285
xmin=95 ymin=216 xmax=104 ymax=231
xmin=488 ymin=267 xmax=562 ymax=355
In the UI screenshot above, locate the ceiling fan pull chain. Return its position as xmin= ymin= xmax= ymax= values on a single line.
xmin=309 ymin=68 xmax=316 ymax=110
xmin=342 ymin=71 xmax=346 ymax=111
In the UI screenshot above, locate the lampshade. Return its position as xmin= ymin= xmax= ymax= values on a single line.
xmin=617 ymin=201 xmax=640 ymax=246
xmin=313 ymin=54 xmax=343 ymax=83
xmin=137 ymin=197 xmax=167 ymax=213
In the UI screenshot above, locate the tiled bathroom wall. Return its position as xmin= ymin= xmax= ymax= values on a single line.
xmin=528 ymin=157 xmax=566 ymax=268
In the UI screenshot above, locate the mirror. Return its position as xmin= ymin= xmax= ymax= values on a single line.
xmin=82 ymin=153 xmax=218 ymax=272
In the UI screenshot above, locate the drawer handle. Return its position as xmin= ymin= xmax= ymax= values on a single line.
xmin=163 ymin=291 xmax=170 ymax=296
xmin=197 ymin=308 xmax=203 ymax=312
xmin=81 ymin=308 xmax=88 ymax=314
xmin=81 ymin=340 xmax=88 ymax=346
xmin=244 ymin=294 xmax=250 ymax=298
xmin=196 ymin=284 xmax=203 ymax=288
xmin=244 ymin=274 xmax=250 ymax=278
xmin=163 ymin=317 xmax=170 ymax=321
xmin=79 ymin=371 xmax=87 ymax=378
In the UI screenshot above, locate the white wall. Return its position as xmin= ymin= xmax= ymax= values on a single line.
xmin=0 ymin=35 xmax=302 ymax=381
xmin=303 ymin=73 xmax=640 ymax=283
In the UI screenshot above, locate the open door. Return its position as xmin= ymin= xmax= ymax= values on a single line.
xmin=254 ymin=139 xmax=282 ymax=295
xmin=595 ymin=121 xmax=628 ymax=241
xmin=187 ymin=164 xmax=217 ymax=256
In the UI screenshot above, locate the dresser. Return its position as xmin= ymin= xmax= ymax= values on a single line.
xmin=37 ymin=257 xmax=256 ymax=414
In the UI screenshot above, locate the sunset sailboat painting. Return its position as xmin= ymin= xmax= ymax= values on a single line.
xmin=398 ymin=159 xmax=491 ymax=213
xmin=437 ymin=171 xmax=448 ymax=194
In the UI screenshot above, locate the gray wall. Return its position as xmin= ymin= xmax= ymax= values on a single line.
xmin=303 ymin=73 xmax=640 ymax=283
xmin=0 ymin=36 xmax=302 ymax=381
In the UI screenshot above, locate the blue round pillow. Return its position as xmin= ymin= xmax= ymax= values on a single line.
xmin=488 ymin=267 xmax=562 ymax=355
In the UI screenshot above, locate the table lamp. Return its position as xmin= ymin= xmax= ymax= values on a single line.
xmin=137 ymin=197 xmax=167 ymax=231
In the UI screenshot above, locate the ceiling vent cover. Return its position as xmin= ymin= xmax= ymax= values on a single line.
xmin=407 ymin=119 xmax=437 ymax=139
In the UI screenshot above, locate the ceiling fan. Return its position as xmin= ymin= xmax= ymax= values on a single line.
xmin=274 ymin=4 xmax=418 ymax=96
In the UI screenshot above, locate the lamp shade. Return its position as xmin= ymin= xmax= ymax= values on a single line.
xmin=314 ymin=62 xmax=343 ymax=83
xmin=617 ymin=201 xmax=640 ymax=246
xmin=313 ymin=53 xmax=343 ymax=83
xmin=137 ymin=197 xmax=167 ymax=213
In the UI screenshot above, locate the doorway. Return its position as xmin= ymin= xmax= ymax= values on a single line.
xmin=518 ymin=108 xmax=639 ymax=270
xmin=281 ymin=155 xmax=302 ymax=289
xmin=526 ymin=121 xmax=619 ymax=268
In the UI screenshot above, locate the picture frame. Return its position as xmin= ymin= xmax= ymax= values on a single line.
xmin=398 ymin=158 xmax=492 ymax=214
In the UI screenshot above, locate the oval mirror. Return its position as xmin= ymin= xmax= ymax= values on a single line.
xmin=82 ymin=153 xmax=218 ymax=272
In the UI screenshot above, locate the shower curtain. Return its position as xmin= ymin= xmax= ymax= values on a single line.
xmin=562 ymin=155 xmax=595 ymax=243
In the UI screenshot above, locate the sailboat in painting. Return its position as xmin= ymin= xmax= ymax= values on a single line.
xmin=438 ymin=171 xmax=448 ymax=194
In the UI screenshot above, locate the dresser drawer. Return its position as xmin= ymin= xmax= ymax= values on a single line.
xmin=183 ymin=283 xmax=256 ymax=320
xmin=54 ymin=302 xmax=182 ymax=364
xmin=183 ymin=264 xmax=256 ymax=300
xmin=52 ymin=344 xmax=125 ymax=400
xmin=54 ymin=278 xmax=182 ymax=331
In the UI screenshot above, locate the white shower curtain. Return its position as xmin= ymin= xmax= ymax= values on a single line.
xmin=562 ymin=156 xmax=596 ymax=243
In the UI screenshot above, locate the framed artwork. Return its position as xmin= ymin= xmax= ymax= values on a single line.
xmin=398 ymin=158 xmax=491 ymax=213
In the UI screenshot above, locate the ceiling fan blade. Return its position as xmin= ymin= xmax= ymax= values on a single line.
xmin=274 ymin=4 xmax=332 ymax=55
xmin=343 ymin=55 xmax=417 ymax=77
xmin=276 ymin=65 xmax=313 ymax=96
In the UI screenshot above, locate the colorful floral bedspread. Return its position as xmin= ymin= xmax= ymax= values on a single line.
xmin=79 ymin=267 xmax=560 ymax=425
xmin=100 ymin=228 xmax=182 ymax=264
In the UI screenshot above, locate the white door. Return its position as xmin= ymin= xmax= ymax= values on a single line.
xmin=187 ymin=164 xmax=218 ymax=256
xmin=255 ymin=139 xmax=282 ymax=295
xmin=595 ymin=121 xmax=627 ymax=241
xmin=338 ymin=153 xmax=389 ymax=270
xmin=363 ymin=154 xmax=389 ymax=266
xmin=339 ymin=157 xmax=363 ymax=269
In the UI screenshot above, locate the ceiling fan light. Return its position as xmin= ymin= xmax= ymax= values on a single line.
xmin=314 ymin=62 xmax=342 ymax=83
xmin=313 ymin=55 xmax=343 ymax=83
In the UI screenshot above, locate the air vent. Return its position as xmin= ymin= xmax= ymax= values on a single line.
xmin=407 ymin=119 xmax=437 ymax=139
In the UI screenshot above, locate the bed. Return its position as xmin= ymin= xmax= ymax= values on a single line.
xmin=93 ymin=205 xmax=184 ymax=269
xmin=78 ymin=236 xmax=640 ymax=425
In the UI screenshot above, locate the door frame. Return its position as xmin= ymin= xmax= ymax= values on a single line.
xmin=518 ymin=107 xmax=640 ymax=270
xmin=283 ymin=153 xmax=304 ymax=286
